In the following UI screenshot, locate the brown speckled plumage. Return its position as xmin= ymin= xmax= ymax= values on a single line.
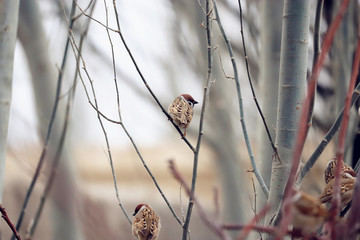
xmin=168 ymin=94 xmax=198 ymax=136
xmin=132 ymin=204 xmax=160 ymax=240
xmin=319 ymin=172 xmax=356 ymax=209
xmin=324 ymin=158 xmax=356 ymax=184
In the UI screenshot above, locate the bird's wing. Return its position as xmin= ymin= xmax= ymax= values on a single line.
xmin=169 ymin=96 xmax=192 ymax=124
xmin=184 ymin=104 xmax=194 ymax=124
xmin=295 ymin=193 xmax=328 ymax=217
xmin=147 ymin=212 xmax=160 ymax=240
xmin=133 ymin=218 xmax=148 ymax=237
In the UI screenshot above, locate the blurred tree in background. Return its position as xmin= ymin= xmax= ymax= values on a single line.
xmin=0 ymin=0 xmax=359 ymax=239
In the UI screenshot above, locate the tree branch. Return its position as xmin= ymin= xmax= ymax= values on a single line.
xmin=12 ymin=1 xmax=77 ymax=238
xmin=330 ymin=20 xmax=360 ymax=237
xmin=213 ymin=0 xmax=269 ymax=198
xmin=0 ymin=205 xmax=21 ymax=240
xmin=182 ymin=1 xmax=214 ymax=238
xmin=237 ymin=0 xmax=280 ymax=163
xmin=111 ymin=0 xmax=196 ymax=152
xmin=169 ymin=160 xmax=231 ymax=240
xmin=27 ymin=2 xmax=98 ymax=237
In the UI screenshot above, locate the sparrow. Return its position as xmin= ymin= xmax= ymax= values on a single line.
xmin=324 ymin=158 xmax=356 ymax=184
xmin=132 ymin=204 xmax=161 ymax=240
xmin=168 ymin=94 xmax=198 ymax=137
xmin=319 ymin=172 xmax=356 ymax=209
xmin=291 ymin=191 xmax=329 ymax=234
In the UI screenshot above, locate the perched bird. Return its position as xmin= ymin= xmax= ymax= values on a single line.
xmin=291 ymin=191 xmax=329 ymax=234
xmin=319 ymin=172 xmax=356 ymax=209
xmin=168 ymin=94 xmax=198 ymax=137
xmin=324 ymin=158 xmax=356 ymax=184
xmin=132 ymin=204 xmax=161 ymax=240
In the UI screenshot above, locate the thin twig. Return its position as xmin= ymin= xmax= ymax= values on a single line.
xmin=330 ymin=21 xmax=360 ymax=237
xmin=182 ymin=1 xmax=214 ymax=239
xmin=344 ymin=177 xmax=360 ymax=239
xmin=111 ymin=0 xmax=196 ymax=152
xmin=0 ymin=205 xmax=22 ymax=240
xmin=236 ymin=205 xmax=270 ymax=240
xmin=72 ymin=0 xmax=94 ymax=20
xmin=169 ymin=160 xmax=231 ymax=240
xmin=237 ymin=0 xmax=280 ymax=163
xmin=67 ymin=2 xmax=132 ymax=224
xmin=12 ymin=2 xmax=77 ymax=238
xmin=101 ymin=0 xmax=134 ymax=224
xmin=27 ymin=2 xmax=97 ymax=237
xmin=213 ymin=0 xmax=269 ymax=197
xmin=72 ymin=1 xmax=182 ymax=225
xmin=106 ymin=0 xmax=183 ymax=225
xmin=73 ymin=0 xmax=118 ymax=33
xmin=297 ymin=81 xmax=360 ymax=185
xmin=306 ymin=0 xmax=324 ymax=133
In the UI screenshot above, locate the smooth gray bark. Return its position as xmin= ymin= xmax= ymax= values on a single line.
xmin=256 ymin=0 xmax=283 ymax=212
xmin=18 ymin=1 xmax=82 ymax=239
xmin=264 ymin=0 xmax=310 ymax=233
xmin=0 ymin=0 xmax=19 ymax=203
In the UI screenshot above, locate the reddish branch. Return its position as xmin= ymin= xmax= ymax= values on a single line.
xmin=344 ymin=177 xmax=360 ymax=239
xmin=236 ymin=205 xmax=270 ymax=240
xmin=278 ymin=0 xmax=351 ymax=238
xmin=168 ymin=159 xmax=231 ymax=240
xmin=0 ymin=205 xmax=22 ymax=240
xmin=169 ymin=160 xmax=277 ymax=239
xmin=330 ymin=20 xmax=360 ymax=238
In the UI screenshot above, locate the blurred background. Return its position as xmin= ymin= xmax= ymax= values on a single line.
xmin=2 ymin=0 xmax=359 ymax=239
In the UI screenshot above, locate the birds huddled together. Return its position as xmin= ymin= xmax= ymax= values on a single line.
xmin=291 ymin=158 xmax=357 ymax=234
xmin=132 ymin=94 xmax=198 ymax=240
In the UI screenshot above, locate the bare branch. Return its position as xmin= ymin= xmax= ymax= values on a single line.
xmin=236 ymin=205 xmax=270 ymax=240
xmin=111 ymin=0 xmax=196 ymax=152
xmin=305 ymin=0 xmax=324 ymax=139
xmin=74 ymin=0 xmax=119 ymax=33
xmin=12 ymin=1 xmax=77 ymax=238
xmin=65 ymin=0 xmax=133 ymax=225
xmin=297 ymin=0 xmax=357 ymax=185
xmin=27 ymin=1 xmax=97 ymax=237
xmin=330 ymin=19 xmax=360 ymax=237
xmin=182 ymin=1 xmax=215 ymax=238
xmin=297 ymin=82 xmax=360 ymax=185
xmin=0 ymin=205 xmax=22 ymax=240
xmin=237 ymin=0 xmax=279 ymax=162
xmin=169 ymin=160 xmax=231 ymax=240
xmin=212 ymin=0 xmax=269 ymax=197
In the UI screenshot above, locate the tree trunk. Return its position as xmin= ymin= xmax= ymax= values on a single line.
xmin=256 ymin=0 xmax=283 ymax=213
xmin=18 ymin=1 xmax=82 ymax=239
xmin=264 ymin=0 xmax=310 ymax=233
xmin=0 ymin=0 xmax=19 ymax=203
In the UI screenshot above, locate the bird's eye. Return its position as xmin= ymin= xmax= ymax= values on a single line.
xmin=188 ymin=101 xmax=194 ymax=108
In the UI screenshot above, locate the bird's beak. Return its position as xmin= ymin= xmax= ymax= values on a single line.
xmin=132 ymin=212 xmax=136 ymax=216
xmin=194 ymin=100 xmax=198 ymax=104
